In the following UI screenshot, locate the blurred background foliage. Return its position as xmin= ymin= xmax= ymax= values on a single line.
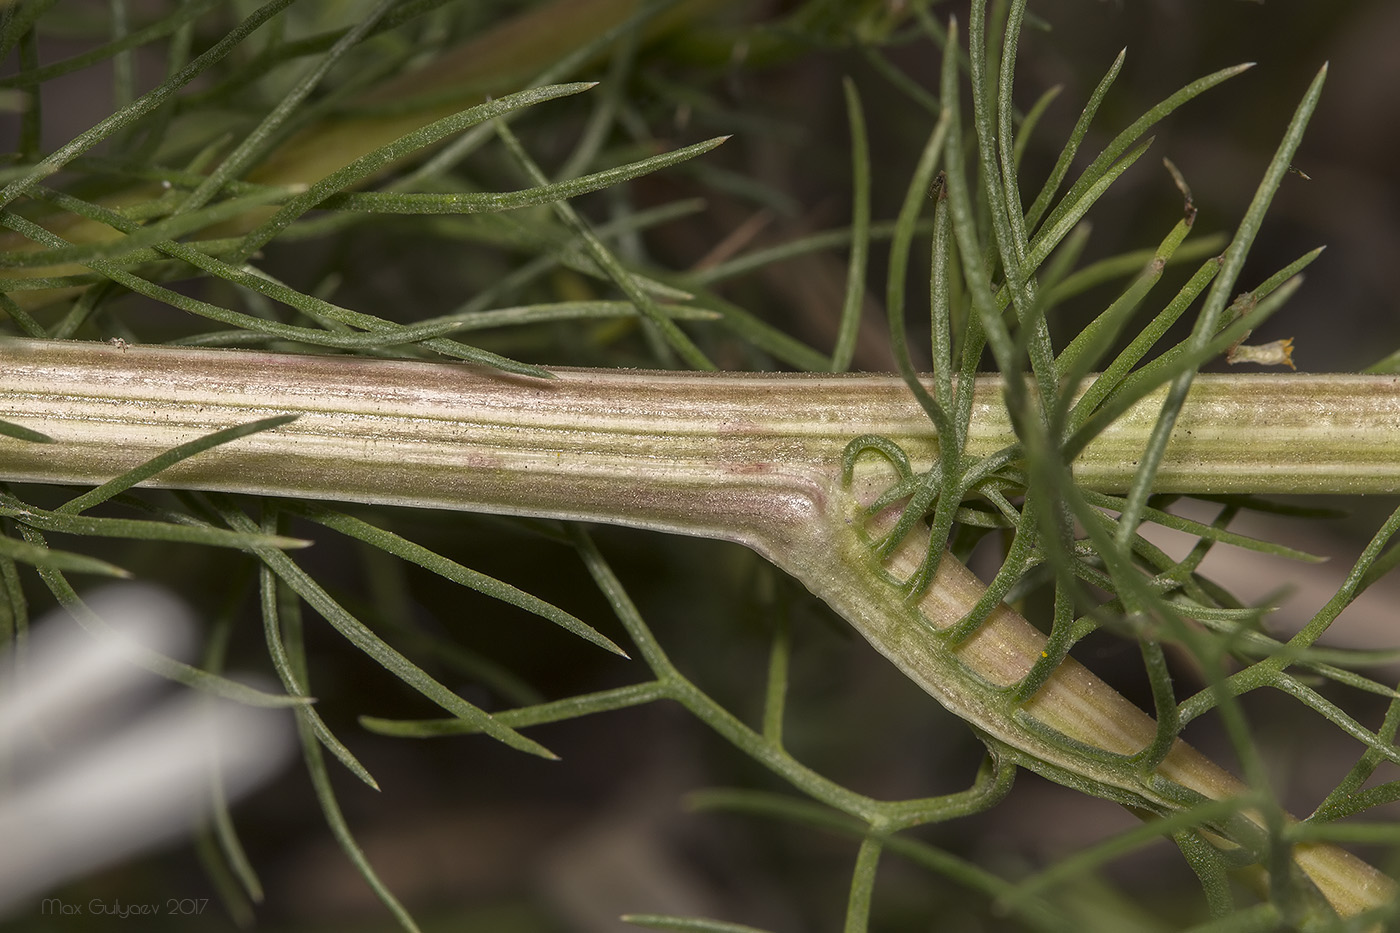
xmin=2 ymin=1 xmax=1399 ymax=931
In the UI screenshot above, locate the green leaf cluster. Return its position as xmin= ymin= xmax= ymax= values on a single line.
xmin=2 ymin=1 xmax=1397 ymax=931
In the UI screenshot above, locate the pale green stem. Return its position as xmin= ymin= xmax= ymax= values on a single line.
xmin=1 ymin=337 xmax=1397 ymax=914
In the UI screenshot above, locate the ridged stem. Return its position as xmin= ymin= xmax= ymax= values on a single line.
xmin=2 ymin=338 xmax=1397 ymax=914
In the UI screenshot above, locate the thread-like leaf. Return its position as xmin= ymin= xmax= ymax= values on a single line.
xmin=288 ymin=503 xmax=627 ymax=657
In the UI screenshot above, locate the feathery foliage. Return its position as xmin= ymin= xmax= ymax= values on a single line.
xmin=1 ymin=2 xmax=1397 ymax=931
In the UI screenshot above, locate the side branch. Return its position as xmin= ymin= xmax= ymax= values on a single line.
xmin=2 ymin=338 xmax=1398 ymax=914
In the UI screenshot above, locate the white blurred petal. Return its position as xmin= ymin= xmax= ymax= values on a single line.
xmin=0 ymin=584 xmax=192 ymax=752
xmin=0 ymin=585 xmax=293 ymax=913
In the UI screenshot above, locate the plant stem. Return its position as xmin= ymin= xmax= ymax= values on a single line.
xmin=0 ymin=0 xmax=738 ymax=307
xmin=2 ymin=337 xmax=1397 ymax=913
xmin=4 ymin=340 xmax=1398 ymax=506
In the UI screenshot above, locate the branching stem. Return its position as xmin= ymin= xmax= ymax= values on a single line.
xmin=2 ymin=338 xmax=1398 ymax=913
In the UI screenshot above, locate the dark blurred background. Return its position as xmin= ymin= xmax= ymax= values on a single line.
xmin=4 ymin=2 xmax=1400 ymax=931
xmin=1015 ymin=0 xmax=1400 ymax=374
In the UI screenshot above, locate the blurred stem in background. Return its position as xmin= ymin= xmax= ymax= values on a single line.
xmin=3 ymin=1 xmax=1400 ymax=931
